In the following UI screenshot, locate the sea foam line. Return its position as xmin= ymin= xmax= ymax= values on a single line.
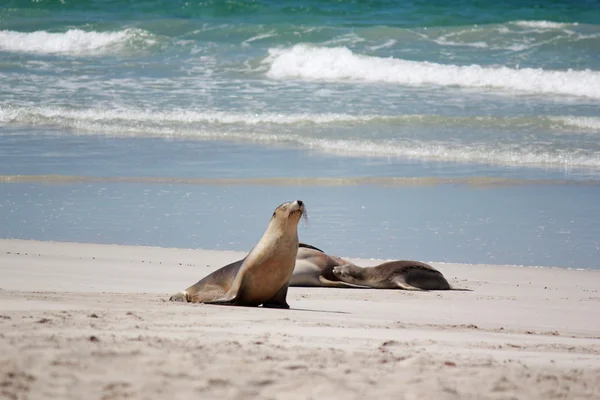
xmin=5 ymin=106 xmax=600 ymax=132
xmin=0 ymin=28 xmax=155 ymax=55
xmin=306 ymin=138 xmax=600 ymax=169
xmin=0 ymin=106 xmax=385 ymax=125
xmin=265 ymin=45 xmax=600 ymax=99
xmin=552 ymin=116 xmax=600 ymax=131
xmin=512 ymin=20 xmax=576 ymax=29
xmin=2 ymin=106 xmax=599 ymax=169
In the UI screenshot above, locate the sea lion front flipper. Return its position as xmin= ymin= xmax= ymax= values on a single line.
xmin=201 ymin=292 xmax=239 ymax=306
xmin=199 ymin=286 xmax=240 ymax=306
xmin=262 ymin=284 xmax=290 ymax=309
xmin=202 ymin=298 xmax=237 ymax=306
xmin=391 ymin=275 xmax=425 ymax=291
xmin=201 ymin=263 xmax=249 ymax=306
xmin=318 ymin=276 xmax=369 ymax=288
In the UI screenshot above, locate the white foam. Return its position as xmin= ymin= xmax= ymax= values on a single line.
xmin=241 ymin=31 xmax=277 ymax=47
xmin=0 ymin=28 xmax=155 ymax=55
xmin=265 ymin=45 xmax=600 ymax=99
xmin=435 ymin=39 xmax=489 ymax=48
xmin=322 ymin=33 xmax=365 ymax=46
xmin=552 ymin=116 xmax=600 ymax=131
xmin=431 ymin=35 xmax=488 ymax=48
xmin=367 ymin=39 xmax=397 ymax=51
xmin=505 ymin=44 xmax=530 ymax=52
xmin=306 ymin=138 xmax=600 ymax=169
xmin=0 ymin=105 xmax=385 ymax=126
xmin=2 ymin=106 xmax=598 ymax=170
xmin=513 ymin=20 xmax=575 ymax=29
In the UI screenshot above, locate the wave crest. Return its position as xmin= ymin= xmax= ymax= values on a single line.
xmin=265 ymin=45 xmax=600 ymax=99
xmin=0 ymin=28 xmax=156 ymax=55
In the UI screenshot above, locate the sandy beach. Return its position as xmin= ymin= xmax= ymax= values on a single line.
xmin=1 ymin=239 xmax=599 ymax=399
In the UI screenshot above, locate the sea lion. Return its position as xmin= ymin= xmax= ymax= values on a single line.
xmin=169 ymin=200 xmax=306 ymax=308
xmin=289 ymin=244 xmax=368 ymax=288
xmin=332 ymin=261 xmax=452 ymax=291
xmin=290 ymin=245 xmax=459 ymax=291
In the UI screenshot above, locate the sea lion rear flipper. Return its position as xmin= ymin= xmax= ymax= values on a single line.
xmin=391 ymin=275 xmax=425 ymax=291
xmin=318 ymin=276 xmax=369 ymax=288
xmin=449 ymin=286 xmax=473 ymax=292
xmin=262 ymin=284 xmax=290 ymax=309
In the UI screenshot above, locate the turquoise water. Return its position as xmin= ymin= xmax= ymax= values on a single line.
xmin=1 ymin=1 xmax=599 ymax=268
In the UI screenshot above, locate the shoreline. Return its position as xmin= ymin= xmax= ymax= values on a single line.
xmin=1 ymin=239 xmax=600 ymax=399
xmin=1 ymin=237 xmax=595 ymax=272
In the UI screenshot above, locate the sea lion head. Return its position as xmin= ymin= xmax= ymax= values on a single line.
xmin=332 ymin=264 xmax=365 ymax=283
xmin=271 ymin=200 xmax=306 ymax=229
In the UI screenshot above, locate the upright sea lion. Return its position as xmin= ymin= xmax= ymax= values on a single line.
xmin=169 ymin=200 xmax=306 ymax=308
xmin=290 ymin=245 xmax=461 ymax=291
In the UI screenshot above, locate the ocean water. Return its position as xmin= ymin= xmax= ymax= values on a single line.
xmin=1 ymin=0 xmax=599 ymax=269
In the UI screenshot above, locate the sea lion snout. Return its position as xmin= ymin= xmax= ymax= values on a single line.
xmin=287 ymin=200 xmax=306 ymax=220
xmin=290 ymin=200 xmax=304 ymax=212
xmin=332 ymin=265 xmax=349 ymax=277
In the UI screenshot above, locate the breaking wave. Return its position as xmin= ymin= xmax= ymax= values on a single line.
xmin=265 ymin=45 xmax=600 ymax=99
xmin=0 ymin=28 xmax=156 ymax=55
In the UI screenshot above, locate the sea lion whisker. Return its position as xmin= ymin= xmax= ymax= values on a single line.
xmin=300 ymin=208 xmax=310 ymax=227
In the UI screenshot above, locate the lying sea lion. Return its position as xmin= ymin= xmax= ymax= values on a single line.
xmin=169 ymin=200 xmax=306 ymax=308
xmin=290 ymin=245 xmax=461 ymax=291
xmin=331 ymin=261 xmax=451 ymax=290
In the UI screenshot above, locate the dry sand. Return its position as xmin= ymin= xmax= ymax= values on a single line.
xmin=1 ymin=239 xmax=599 ymax=399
